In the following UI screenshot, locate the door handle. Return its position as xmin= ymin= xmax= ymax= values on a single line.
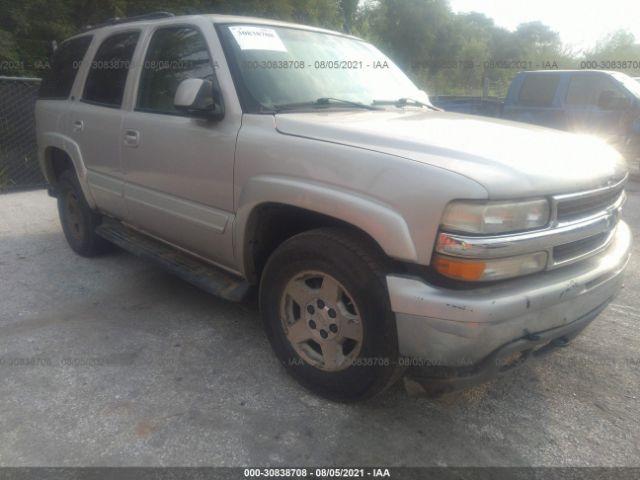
xmin=72 ymin=120 xmax=84 ymax=132
xmin=123 ymin=129 xmax=140 ymax=147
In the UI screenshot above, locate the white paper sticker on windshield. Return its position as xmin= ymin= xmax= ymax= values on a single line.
xmin=229 ymin=26 xmax=287 ymax=52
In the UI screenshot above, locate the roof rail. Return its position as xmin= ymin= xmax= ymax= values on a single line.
xmin=83 ymin=11 xmax=174 ymax=31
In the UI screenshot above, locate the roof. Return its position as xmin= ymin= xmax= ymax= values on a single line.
xmin=75 ymin=12 xmax=356 ymax=40
xmin=207 ymin=14 xmax=352 ymax=37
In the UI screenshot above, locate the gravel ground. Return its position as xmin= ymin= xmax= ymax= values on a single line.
xmin=0 ymin=185 xmax=639 ymax=467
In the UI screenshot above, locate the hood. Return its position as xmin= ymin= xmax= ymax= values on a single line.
xmin=274 ymin=110 xmax=628 ymax=198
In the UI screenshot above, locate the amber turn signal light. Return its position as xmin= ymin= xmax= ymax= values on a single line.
xmin=433 ymin=255 xmax=486 ymax=281
xmin=433 ymin=252 xmax=548 ymax=282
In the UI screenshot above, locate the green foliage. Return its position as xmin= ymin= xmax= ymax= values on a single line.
xmin=585 ymin=30 xmax=640 ymax=77
xmin=0 ymin=0 xmax=638 ymax=94
xmin=339 ymin=0 xmax=359 ymax=32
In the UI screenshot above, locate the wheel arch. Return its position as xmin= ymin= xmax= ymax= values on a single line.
xmin=39 ymin=132 xmax=96 ymax=207
xmin=235 ymin=175 xmax=418 ymax=283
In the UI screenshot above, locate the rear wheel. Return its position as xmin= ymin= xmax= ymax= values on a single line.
xmin=259 ymin=228 xmax=402 ymax=401
xmin=57 ymin=169 xmax=111 ymax=256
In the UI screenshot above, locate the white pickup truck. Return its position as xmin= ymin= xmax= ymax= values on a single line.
xmin=36 ymin=13 xmax=631 ymax=400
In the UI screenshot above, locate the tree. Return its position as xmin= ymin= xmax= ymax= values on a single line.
xmin=0 ymin=0 xmax=343 ymax=76
xmin=2 ymin=0 xmax=637 ymax=94
xmin=339 ymin=0 xmax=358 ymax=33
xmin=365 ymin=0 xmax=455 ymax=90
xmin=586 ymin=30 xmax=640 ymax=77
xmin=514 ymin=21 xmax=561 ymax=53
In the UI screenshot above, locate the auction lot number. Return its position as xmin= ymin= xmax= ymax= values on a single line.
xmin=244 ymin=468 xmax=390 ymax=477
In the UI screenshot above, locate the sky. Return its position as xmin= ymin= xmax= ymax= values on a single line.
xmin=449 ymin=0 xmax=640 ymax=53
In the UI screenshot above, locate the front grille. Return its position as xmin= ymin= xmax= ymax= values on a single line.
xmin=556 ymin=186 xmax=623 ymax=222
xmin=553 ymin=232 xmax=608 ymax=263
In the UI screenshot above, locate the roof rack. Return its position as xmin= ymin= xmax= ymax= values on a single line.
xmin=83 ymin=11 xmax=174 ymax=31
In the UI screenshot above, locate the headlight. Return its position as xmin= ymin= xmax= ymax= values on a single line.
xmin=441 ymin=199 xmax=550 ymax=234
xmin=433 ymin=252 xmax=548 ymax=282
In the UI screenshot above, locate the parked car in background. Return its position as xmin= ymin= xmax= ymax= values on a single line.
xmin=36 ymin=14 xmax=631 ymax=401
xmin=432 ymin=70 xmax=640 ymax=166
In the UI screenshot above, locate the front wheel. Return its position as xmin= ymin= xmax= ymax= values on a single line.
xmin=259 ymin=228 xmax=402 ymax=401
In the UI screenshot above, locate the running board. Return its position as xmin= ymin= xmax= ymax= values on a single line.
xmin=96 ymin=219 xmax=251 ymax=302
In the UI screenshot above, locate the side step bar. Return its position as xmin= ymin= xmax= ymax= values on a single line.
xmin=96 ymin=219 xmax=251 ymax=302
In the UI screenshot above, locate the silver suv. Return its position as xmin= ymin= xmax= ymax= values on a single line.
xmin=36 ymin=13 xmax=631 ymax=400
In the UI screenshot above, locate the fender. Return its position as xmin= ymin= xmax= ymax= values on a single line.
xmin=234 ymin=175 xmax=419 ymax=274
xmin=39 ymin=131 xmax=97 ymax=208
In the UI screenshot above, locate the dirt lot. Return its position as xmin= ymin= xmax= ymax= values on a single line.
xmin=0 ymin=184 xmax=639 ymax=467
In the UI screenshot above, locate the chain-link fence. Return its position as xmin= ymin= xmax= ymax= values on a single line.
xmin=0 ymin=76 xmax=45 ymax=193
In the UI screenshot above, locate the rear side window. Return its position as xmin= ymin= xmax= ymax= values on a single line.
xmin=38 ymin=36 xmax=93 ymax=99
xmin=83 ymin=31 xmax=140 ymax=107
xmin=137 ymin=27 xmax=215 ymax=115
xmin=517 ymin=75 xmax=560 ymax=107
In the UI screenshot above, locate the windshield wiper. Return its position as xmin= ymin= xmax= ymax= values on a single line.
xmin=372 ymin=97 xmax=440 ymax=111
xmin=273 ymin=97 xmax=380 ymax=112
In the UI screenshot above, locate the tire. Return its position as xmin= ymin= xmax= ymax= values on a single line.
xmin=57 ymin=169 xmax=111 ymax=257
xmin=259 ymin=227 xmax=402 ymax=401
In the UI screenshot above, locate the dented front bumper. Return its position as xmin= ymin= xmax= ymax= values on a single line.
xmin=386 ymin=221 xmax=632 ymax=368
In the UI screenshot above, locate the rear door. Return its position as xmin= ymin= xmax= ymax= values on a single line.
xmin=36 ymin=35 xmax=93 ymax=177
xmin=121 ymin=22 xmax=239 ymax=268
xmin=502 ymin=73 xmax=564 ymax=129
xmin=68 ymin=30 xmax=141 ymax=218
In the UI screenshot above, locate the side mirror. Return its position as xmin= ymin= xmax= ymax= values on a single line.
xmin=174 ymin=78 xmax=224 ymax=120
xmin=597 ymin=90 xmax=630 ymax=111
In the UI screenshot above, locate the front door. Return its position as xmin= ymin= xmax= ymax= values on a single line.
xmin=564 ymin=73 xmax=634 ymax=153
xmin=121 ymin=25 xmax=239 ymax=269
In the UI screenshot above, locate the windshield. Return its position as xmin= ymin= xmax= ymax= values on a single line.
xmin=612 ymin=72 xmax=640 ymax=98
xmin=217 ymin=24 xmax=428 ymax=111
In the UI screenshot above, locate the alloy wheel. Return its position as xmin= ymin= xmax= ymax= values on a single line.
xmin=280 ymin=270 xmax=364 ymax=371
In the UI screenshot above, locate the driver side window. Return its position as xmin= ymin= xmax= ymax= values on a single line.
xmin=593 ymin=77 xmax=629 ymax=110
xmin=137 ymin=26 xmax=216 ymax=115
xmin=566 ymin=74 xmax=628 ymax=108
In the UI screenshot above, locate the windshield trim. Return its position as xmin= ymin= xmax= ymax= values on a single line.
xmin=215 ymin=23 xmax=261 ymax=113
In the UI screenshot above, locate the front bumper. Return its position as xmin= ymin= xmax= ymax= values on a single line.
xmin=386 ymin=221 xmax=632 ymax=369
